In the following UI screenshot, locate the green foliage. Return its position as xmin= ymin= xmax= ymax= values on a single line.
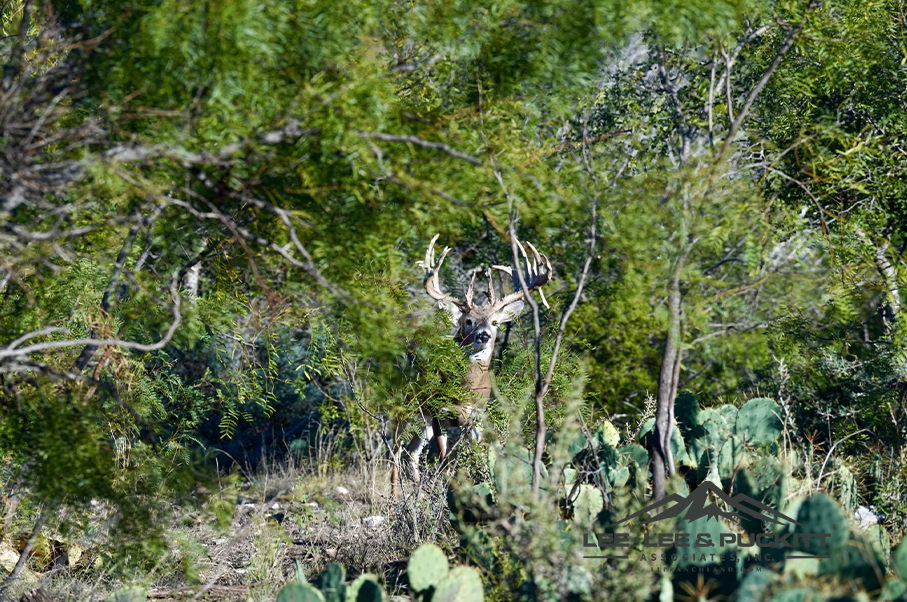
xmin=3 ymin=0 xmax=907 ymax=598
xmin=104 ymin=587 xmax=147 ymax=602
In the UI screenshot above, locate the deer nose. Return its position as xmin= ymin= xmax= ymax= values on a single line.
xmin=475 ymin=332 xmax=491 ymax=345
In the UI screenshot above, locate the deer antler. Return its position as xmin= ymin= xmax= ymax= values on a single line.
xmin=490 ymin=238 xmax=552 ymax=310
xmin=417 ymin=234 xmax=466 ymax=307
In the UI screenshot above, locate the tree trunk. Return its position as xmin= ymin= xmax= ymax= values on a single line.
xmin=652 ymin=267 xmax=683 ymax=500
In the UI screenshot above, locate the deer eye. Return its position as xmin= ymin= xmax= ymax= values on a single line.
xmin=491 ymin=320 xmax=498 ymax=326
xmin=465 ymin=318 xmax=472 ymax=326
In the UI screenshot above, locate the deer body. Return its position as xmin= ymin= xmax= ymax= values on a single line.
xmin=389 ymin=235 xmax=551 ymax=499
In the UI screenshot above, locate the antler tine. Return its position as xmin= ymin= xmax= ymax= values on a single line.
xmin=485 ymin=268 xmax=496 ymax=305
xmin=465 ymin=270 xmax=477 ymax=307
xmin=424 ymin=233 xmax=439 ymax=269
xmin=421 ymin=234 xmax=464 ymax=306
xmin=490 ymin=239 xmax=553 ymax=311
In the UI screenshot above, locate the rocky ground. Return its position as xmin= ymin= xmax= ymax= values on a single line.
xmin=1 ymin=460 xmax=452 ymax=602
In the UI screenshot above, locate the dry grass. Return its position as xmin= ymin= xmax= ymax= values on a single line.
xmin=0 ymin=444 xmax=459 ymax=602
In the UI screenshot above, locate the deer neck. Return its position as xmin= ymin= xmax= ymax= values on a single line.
xmin=465 ymin=359 xmax=491 ymax=402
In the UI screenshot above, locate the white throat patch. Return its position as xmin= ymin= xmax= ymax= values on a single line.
xmin=470 ymin=347 xmax=492 ymax=363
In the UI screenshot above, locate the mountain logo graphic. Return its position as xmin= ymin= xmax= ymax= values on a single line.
xmin=612 ymin=481 xmax=801 ymax=526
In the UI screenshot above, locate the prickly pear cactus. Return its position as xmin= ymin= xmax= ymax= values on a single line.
xmin=560 ymin=565 xmax=593 ymax=600
xmin=895 ymin=537 xmax=907 ymax=580
xmin=638 ymin=418 xmax=692 ymax=467
xmin=864 ymin=524 xmax=890 ymax=571
xmin=792 ymin=494 xmax=848 ymax=556
xmin=593 ymin=420 xmax=621 ymax=448
xmin=572 ymin=484 xmax=604 ymax=526
xmin=731 ymin=468 xmax=764 ymax=533
xmin=697 ymin=408 xmax=730 ymax=431
xmin=277 ymin=583 xmax=326 ymax=602
xmin=746 ymin=456 xmax=787 ymax=513
xmin=735 ymin=398 xmax=783 ymax=446
xmin=346 ymin=574 xmax=383 ymax=602
xmin=697 ymin=449 xmax=721 ymax=486
xmin=674 ymin=390 xmax=702 ymax=442
xmin=716 ymin=403 xmax=739 ymax=427
xmin=736 ymin=570 xmax=773 ymax=602
xmin=692 ymin=409 xmax=731 ymax=463
xmin=432 ymin=566 xmax=484 ymax=602
xmin=314 ymin=563 xmax=347 ymax=602
xmin=619 ymin=444 xmax=649 ymax=471
xmin=352 ymin=580 xmax=383 ymax=602
xmin=817 ymin=530 xmax=884 ymax=592
xmin=717 ymin=435 xmax=747 ymax=476
xmin=407 ymin=544 xmax=449 ymax=593
xmin=833 ymin=458 xmax=858 ymax=512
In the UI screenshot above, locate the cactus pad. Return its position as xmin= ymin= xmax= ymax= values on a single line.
xmin=346 ymin=574 xmax=382 ymax=602
xmin=619 ymin=444 xmax=649 ymax=470
xmin=314 ymin=563 xmax=347 ymax=602
xmin=817 ymin=530 xmax=884 ymax=592
xmin=893 ymin=537 xmax=907 ymax=579
xmin=432 ymin=566 xmax=484 ymax=602
xmin=277 ymin=584 xmax=326 ymax=602
xmin=793 ymin=494 xmax=848 ymax=555
xmin=407 ymin=544 xmax=449 ymax=593
xmin=572 ymin=484 xmax=604 ymax=526
xmin=717 ymin=435 xmax=747 ymax=476
xmin=735 ymin=398 xmax=783 ymax=446
xmin=674 ymin=390 xmax=702 ymax=442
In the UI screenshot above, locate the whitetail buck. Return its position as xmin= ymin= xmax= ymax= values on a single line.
xmin=388 ymin=234 xmax=552 ymax=499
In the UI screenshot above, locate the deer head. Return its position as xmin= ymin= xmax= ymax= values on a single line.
xmin=417 ymin=234 xmax=553 ymax=366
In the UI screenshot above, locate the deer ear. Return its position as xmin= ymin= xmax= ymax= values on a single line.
xmin=437 ymin=300 xmax=463 ymax=324
xmin=493 ymin=299 xmax=525 ymax=323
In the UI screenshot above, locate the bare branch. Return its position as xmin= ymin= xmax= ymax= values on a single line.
xmin=1 ymin=280 xmax=181 ymax=362
xmin=361 ymin=132 xmax=482 ymax=165
xmin=717 ymin=3 xmax=819 ymax=161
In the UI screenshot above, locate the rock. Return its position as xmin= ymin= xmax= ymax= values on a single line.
xmin=855 ymin=505 xmax=880 ymax=528
xmin=0 ymin=545 xmax=20 ymax=572
xmin=67 ymin=544 xmax=83 ymax=566
xmin=336 ymin=486 xmax=350 ymax=496
xmin=362 ymin=516 xmax=385 ymax=529
xmin=305 ymin=502 xmax=319 ymax=510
